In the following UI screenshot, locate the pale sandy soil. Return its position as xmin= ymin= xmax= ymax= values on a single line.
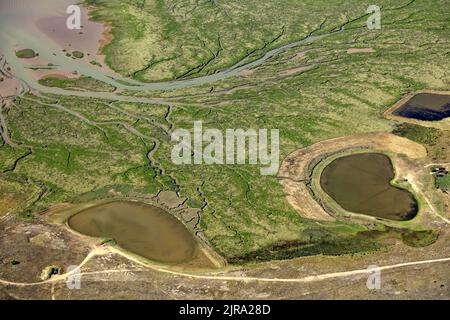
xmin=239 ymin=67 xmax=258 ymax=76
xmin=96 ymin=22 xmax=113 ymax=69
xmin=294 ymin=51 xmax=307 ymax=59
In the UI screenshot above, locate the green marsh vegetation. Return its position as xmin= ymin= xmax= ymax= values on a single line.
xmin=2 ymin=0 xmax=450 ymax=261
xmin=72 ymin=51 xmax=85 ymax=59
xmin=38 ymin=76 xmax=116 ymax=92
xmin=435 ymin=174 xmax=450 ymax=191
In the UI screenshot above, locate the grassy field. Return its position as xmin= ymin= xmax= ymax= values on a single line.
xmin=71 ymin=51 xmax=85 ymax=59
xmin=2 ymin=0 xmax=450 ymax=261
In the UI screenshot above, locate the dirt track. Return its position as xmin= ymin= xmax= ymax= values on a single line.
xmin=1 ymin=244 xmax=449 ymax=286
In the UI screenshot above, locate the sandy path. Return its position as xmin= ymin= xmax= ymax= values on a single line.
xmin=1 ymin=245 xmax=449 ymax=286
xmin=424 ymin=162 xmax=450 ymax=168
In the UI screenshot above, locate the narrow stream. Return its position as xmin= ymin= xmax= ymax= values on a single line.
xmin=0 ymin=0 xmax=348 ymax=98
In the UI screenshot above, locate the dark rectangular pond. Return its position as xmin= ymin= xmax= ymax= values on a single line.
xmin=393 ymin=93 xmax=450 ymax=121
xmin=68 ymin=201 xmax=197 ymax=263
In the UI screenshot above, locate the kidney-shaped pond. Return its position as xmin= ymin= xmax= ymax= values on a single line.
xmin=320 ymin=153 xmax=418 ymax=221
xmin=68 ymin=201 xmax=197 ymax=263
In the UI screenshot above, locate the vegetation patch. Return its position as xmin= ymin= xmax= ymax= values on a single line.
xmin=15 ymin=49 xmax=37 ymax=59
xmin=72 ymin=51 xmax=85 ymax=59
xmin=90 ymin=60 xmax=102 ymax=67
xmin=392 ymin=123 xmax=449 ymax=161
xmin=228 ymin=232 xmax=382 ymax=264
xmin=84 ymin=0 xmax=381 ymax=81
xmin=2 ymin=0 xmax=450 ymax=262
xmin=100 ymin=238 xmax=117 ymax=245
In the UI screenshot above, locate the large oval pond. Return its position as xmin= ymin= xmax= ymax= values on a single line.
xmin=68 ymin=201 xmax=197 ymax=263
xmin=320 ymin=153 xmax=418 ymax=221
xmin=393 ymin=93 xmax=450 ymax=121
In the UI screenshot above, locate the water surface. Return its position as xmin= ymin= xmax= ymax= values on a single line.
xmin=320 ymin=153 xmax=418 ymax=221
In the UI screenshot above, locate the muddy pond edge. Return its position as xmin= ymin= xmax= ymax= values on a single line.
xmin=308 ymin=148 xmax=425 ymax=228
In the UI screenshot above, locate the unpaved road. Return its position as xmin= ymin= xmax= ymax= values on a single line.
xmin=1 ymin=246 xmax=449 ymax=287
